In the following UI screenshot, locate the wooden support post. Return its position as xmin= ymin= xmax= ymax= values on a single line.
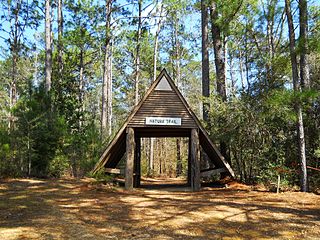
xmin=187 ymin=137 xmax=191 ymax=186
xmin=125 ymin=128 xmax=135 ymax=190
xmin=190 ymin=128 xmax=200 ymax=191
xmin=134 ymin=137 xmax=141 ymax=187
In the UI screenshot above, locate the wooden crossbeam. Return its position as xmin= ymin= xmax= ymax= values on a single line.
xmin=200 ymin=167 xmax=227 ymax=177
xmin=105 ymin=168 xmax=125 ymax=175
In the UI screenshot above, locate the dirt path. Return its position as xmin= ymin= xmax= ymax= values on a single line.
xmin=0 ymin=178 xmax=319 ymax=240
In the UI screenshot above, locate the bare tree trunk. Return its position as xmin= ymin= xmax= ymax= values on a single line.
xmin=171 ymin=15 xmax=183 ymax=176
xmin=299 ymin=0 xmax=310 ymax=191
xmin=148 ymin=1 xmax=163 ymax=176
xmin=107 ymin=43 xmax=113 ymax=136
xmin=79 ymin=49 xmax=84 ymax=128
xmin=134 ymin=0 xmax=142 ymax=105
xmin=201 ymin=0 xmax=210 ymax=121
xmin=174 ymin=21 xmax=181 ymax=90
xmin=299 ymin=0 xmax=310 ymax=89
xmin=8 ymin=1 xmax=20 ymax=131
xmin=176 ymin=138 xmax=182 ymax=176
xmin=101 ymin=0 xmax=113 ymax=138
xmin=45 ymin=0 xmax=52 ymax=93
xmin=210 ymin=1 xmax=226 ymax=101
xmin=200 ymin=0 xmax=212 ymax=171
xmin=210 ymin=0 xmax=229 ymax=170
xmin=229 ymin=49 xmax=236 ymax=96
xmin=10 ymin=48 xmax=17 ymax=130
xmin=27 ymin=129 xmax=31 ymax=176
xmin=285 ymin=0 xmax=308 ymax=192
xmin=266 ymin=0 xmax=276 ymax=87
xmin=153 ymin=2 xmax=163 ymax=82
xmin=244 ymin=20 xmax=251 ymax=94
xmin=238 ymin=47 xmax=245 ymax=90
xmin=57 ymin=0 xmax=63 ymax=75
xmin=7 ymin=1 xmax=21 ymax=168
xmin=149 ymin=137 xmax=154 ymax=176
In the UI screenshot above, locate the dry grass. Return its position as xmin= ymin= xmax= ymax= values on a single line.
xmin=0 ymin=178 xmax=319 ymax=240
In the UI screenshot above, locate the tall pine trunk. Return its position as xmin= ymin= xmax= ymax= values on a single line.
xmin=201 ymin=0 xmax=210 ymax=121
xmin=210 ymin=1 xmax=229 ymax=169
xmin=57 ymin=0 xmax=63 ymax=76
xmin=45 ymin=0 xmax=52 ymax=93
xmin=201 ymin=0 xmax=211 ymax=171
xmin=210 ymin=1 xmax=226 ymax=101
xmin=176 ymin=138 xmax=182 ymax=176
xmin=285 ymin=0 xmax=308 ymax=192
xmin=299 ymin=0 xmax=310 ymax=89
xmin=134 ymin=0 xmax=142 ymax=105
xmin=101 ymin=0 xmax=113 ymax=137
xmin=149 ymin=2 xmax=163 ymax=175
xmin=266 ymin=0 xmax=276 ymax=87
xmin=153 ymin=2 xmax=163 ymax=82
xmin=79 ymin=49 xmax=84 ymax=128
xmin=299 ymin=0 xmax=310 ymax=190
xmin=172 ymin=14 xmax=182 ymax=177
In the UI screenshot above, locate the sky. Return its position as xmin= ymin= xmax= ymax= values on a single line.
xmin=0 ymin=0 xmax=200 ymax=60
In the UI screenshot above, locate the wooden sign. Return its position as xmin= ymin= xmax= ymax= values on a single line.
xmin=146 ymin=117 xmax=181 ymax=126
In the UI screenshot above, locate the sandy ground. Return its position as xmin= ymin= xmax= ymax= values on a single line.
xmin=0 ymin=178 xmax=319 ymax=240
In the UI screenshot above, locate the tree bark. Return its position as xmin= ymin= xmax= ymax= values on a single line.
xmin=210 ymin=0 xmax=229 ymax=168
xmin=153 ymin=2 xmax=163 ymax=82
xmin=101 ymin=0 xmax=113 ymax=137
xmin=79 ymin=49 xmax=84 ymax=128
xmin=266 ymin=0 xmax=276 ymax=87
xmin=148 ymin=2 xmax=163 ymax=176
xmin=45 ymin=0 xmax=52 ymax=93
xmin=210 ymin=0 xmax=226 ymax=101
xmin=134 ymin=0 xmax=142 ymax=105
xmin=201 ymin=0 xmax=210 ymax=121
xmin=174 ymin=17 xmax=181 ymax=89
xmin=125 ymin=128 xmax=135 ymax=190
xmin=191 ymin=129 xmax=200 ymax=191
xmin=176 ymin=138 xmax=182 ymax=176
xmin=57 ymin=0 xmax=63 ymax=75
xmin=285 ymin=0 xmax=308 ymax=192
xmin=299 ymin=0 xmax=310 ymax=89
xmin=149 ymin=137 xmax=154 ymax=176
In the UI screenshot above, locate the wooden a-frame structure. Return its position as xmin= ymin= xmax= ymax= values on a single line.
xmin=93 ymin=69 xmax=234 ymax=191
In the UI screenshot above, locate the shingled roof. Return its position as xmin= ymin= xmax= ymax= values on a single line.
xmin=93 ymin=69 xmax=234 ymax=177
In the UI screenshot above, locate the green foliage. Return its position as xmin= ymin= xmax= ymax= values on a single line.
xmin=207 ymin=89 xmax=301 ymax=185
xmin=92 ymin=169 xmax=115 ymax=184
xmin=12 ymin=91 xmax=65 ymax=177
xmin=0 ymin=0 xmax=319 ymax=193
xmin=48 ymin=151 xmax=69 ymax=178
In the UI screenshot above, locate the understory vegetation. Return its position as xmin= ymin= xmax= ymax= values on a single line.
xmin=0 ymin=0 xmax=319 ymax=192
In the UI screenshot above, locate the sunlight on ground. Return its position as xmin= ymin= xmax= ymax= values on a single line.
xmin=0 ymin=178 xmax=319 ymax=240
xmin=10 ymin=195 xmax=27 ymax=200
xmin=0 ymin=227 xmax=40 ymax=240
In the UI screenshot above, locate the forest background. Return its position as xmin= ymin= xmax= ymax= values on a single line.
xmin=0 ymin=0 xmax=319 ymax=192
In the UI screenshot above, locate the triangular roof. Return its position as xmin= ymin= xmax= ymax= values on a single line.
xmin=93 ymin=69 xmax=234 ymax=177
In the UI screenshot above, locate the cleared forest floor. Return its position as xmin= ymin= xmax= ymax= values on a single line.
xmin=0 ymin=178 xmax=319 ymax=240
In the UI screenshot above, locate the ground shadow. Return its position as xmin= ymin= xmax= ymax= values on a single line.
xmin=1 ymin=178 xmax=319 ymax=239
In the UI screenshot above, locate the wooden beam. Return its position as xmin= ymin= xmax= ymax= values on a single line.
xmin=200 ymin=167 xmax=226 ymax=173
xmin=187 ymin=137 xmax=191 ymax=186
xmin=105 ymin=168 xmax=125 ymax=174
xmin=190 ymin=128 xmax=200 ymax=191
xmin=134 ymin=137 xmax=141 ymax=187
xmin=200 ymin=167 xmax=227 ymax=178
xmin=125 ymin=127 xmax=135 ymax=190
